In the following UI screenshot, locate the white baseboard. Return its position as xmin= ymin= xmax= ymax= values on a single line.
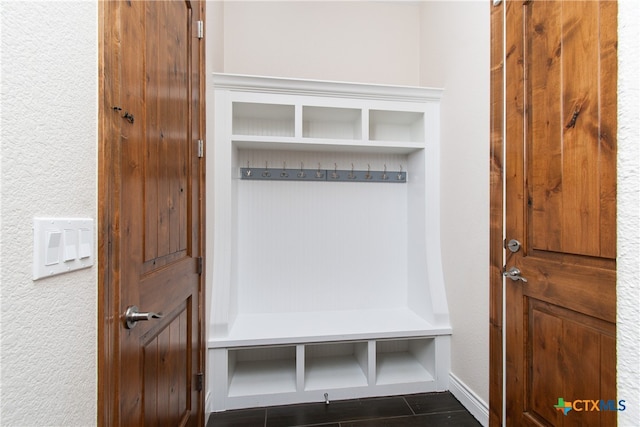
xmin=205 ymin=391 xmax=212 ymax=424
xmin=448 ymin=372 xmax=489 ymax=427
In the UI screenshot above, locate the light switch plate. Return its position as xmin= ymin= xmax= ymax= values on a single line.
xmin=33 ymin=217 xmax=94 ymax=280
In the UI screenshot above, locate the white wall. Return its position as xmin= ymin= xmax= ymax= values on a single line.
xmin=0 ymin=2 xmax=98 ymax=425
xmin=419 ymin=0 xmax=490 ymax=411
xmin=222 ymin=1 xmax=422 ymax=86
xmin=617 ymin=0 xmax=640 ymax=424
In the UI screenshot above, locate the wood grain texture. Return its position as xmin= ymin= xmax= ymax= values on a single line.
xmin=527 ymin=0 xmax=617 ymax=259
xmin=489 ymin=1 xmax=504 ymax=425
xmin=502 ymin=1 xmax=617 ymax=425
xmin=99 ymin=1 xmax=206 ymax=425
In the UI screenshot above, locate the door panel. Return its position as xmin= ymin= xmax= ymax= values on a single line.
xmin=527 ymin=0 xmax=617 ymax=260
xmin=144 ymin=0 xmax=190 ymax=263
xmin=144 ymin=305 xmax=190 ymax=426
xmin=525 ymin=301 xmax=616 ymax=426
xmin=504 ymin=1 xmax=616 ymax=426
xmin=99 ymin=0 xmax=205 ymax=425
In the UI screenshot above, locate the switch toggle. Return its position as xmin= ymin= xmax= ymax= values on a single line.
xmin=63 ymin=229 xmax=78 ymax=262
xmin=79 ymin=228 xmax=92 ymax=259
xmin=45 ymin=230 xmax=62 ymax=265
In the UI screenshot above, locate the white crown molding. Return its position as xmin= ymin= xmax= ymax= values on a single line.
xmin=212 ymin=73 xmax=443 ymax=103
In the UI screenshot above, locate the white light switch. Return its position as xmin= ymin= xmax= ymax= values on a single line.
xmin=79 ymin=228 xmax=92 ymax=259
xmin=63 ymin=229 xmax=78 ymax=262
xmin=33 ymin=217 xmax=94 ymax=280
xmin=45 ymin=230 xmax=62 ymax=265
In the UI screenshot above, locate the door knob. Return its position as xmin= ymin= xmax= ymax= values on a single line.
xmin=124 ymin=305 xmax=163 ymax=329
xmin=503 ymin=266 xmax=528 ymax=283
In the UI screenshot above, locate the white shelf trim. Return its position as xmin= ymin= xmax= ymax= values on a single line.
xmin=213 ymin=73 xmax=443 ymax=103
xmin=209 ymin=308 xmax=451 ymax=348
xmin=232 ymin=137 xmax=425 ymax=154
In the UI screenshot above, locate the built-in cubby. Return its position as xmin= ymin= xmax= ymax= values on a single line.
xmin=375 ymin=338 xmax=435 ymax=385
xmin=369 ymin=109 xmax=425 ymax=142
xmin=209 ymin=74 xmax=451 ymax=413
xmin=303 ymin=106 xmax=362 ymax=140
xmin=228 ymin=346 xmax=297 ymax=397
xmin=232 ymin=102 xmax=295 ymax=137
xmin=305 ymin=342 xmax=369 ymax=391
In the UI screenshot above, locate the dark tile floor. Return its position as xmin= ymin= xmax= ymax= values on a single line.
xmin=207 ymin=392 xmax=482 ymax=427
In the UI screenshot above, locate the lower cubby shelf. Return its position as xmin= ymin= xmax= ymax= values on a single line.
xmin=376 ymin=339 xmax=435 ymax=385
xmin=228 ymin=346 xmax=297 ymax=397
xmin=305 ymin=342 xmax=369 ymax=391
xmin=209 ymin=334 xmax=451 ymax=412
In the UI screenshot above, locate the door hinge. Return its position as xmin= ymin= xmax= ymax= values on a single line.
xmin=197 ymin=257 xmax=203 ymax=275
xmin=195 ymin=372 xmax=204 ymax=392
xmin=197 ymin=139 xmax=204 ymax=158
xmin=197 ymin=20 xmax=204 ymax=39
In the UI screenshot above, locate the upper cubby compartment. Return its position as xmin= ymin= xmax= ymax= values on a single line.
xmin=233 ymin=102 xmax=295 ymax=137
xmin=369 ymin=110 xmax=424 ymax=143
xmin=303 ymin=106 xmax=362 ymax=140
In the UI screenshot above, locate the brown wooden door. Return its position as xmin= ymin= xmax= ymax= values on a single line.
xmin=99 ymin=1 xmax=205 ymax=425
xmin=503 ymin=1 xmax=617 ymax=426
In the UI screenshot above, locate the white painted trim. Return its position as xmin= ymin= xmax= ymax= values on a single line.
xmin=204 ymin=391 xmax=212 ymax=426
xmin=449 ymin=372 xmax=489 ymax=427
xmin=212 ymin=73 xmax=443 ymax=103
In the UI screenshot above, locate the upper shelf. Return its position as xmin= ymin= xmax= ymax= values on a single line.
xmin=233 ymin=102 xmax=295 ymax=137
xmin=219 ymin=73 xmax=441 ymax=153
xmin=231 ymin=102 xmax=427 ymax=153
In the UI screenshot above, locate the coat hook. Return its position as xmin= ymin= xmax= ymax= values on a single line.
xmin=331 ymin=163 xmax=340 ymax=180
xmin=281 ymin=161 xmax=288 ymax=178
xmin=381 ymin=164 xmax=388 ymax=180
xmin=297 ymin=162 xmax=306 ymax=178
xmin=316 ymin=163 xmax=324 ymax=179
xmin=397 ymin=165 xmax=404 ymax=181
xmin=365 ymin=164 xmax=372 ymax=180
xmin=262 ymin=161 xmax=270 ymax=178
xmin=245 ymin=161 xmax=252 ymax=177
xmin=348 ymin=163 xmax=356 ymax=180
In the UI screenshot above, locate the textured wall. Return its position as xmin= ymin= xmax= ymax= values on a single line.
xmin=617 ymin=1 xmax=640 ymax=425
xmin=419 ymin=0 xmax=490 ymax=408
xmin=0 ymin=1 xmax=98 ymax=425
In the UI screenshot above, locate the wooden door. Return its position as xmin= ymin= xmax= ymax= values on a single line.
xmin=501 ymin=1 xmax=617 ymax=426
xmin=99 ymin=1 xmax=205 ymax=425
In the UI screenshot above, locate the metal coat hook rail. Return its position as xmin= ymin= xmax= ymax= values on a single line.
xmin=240 ymin=162 xmax=407 ymax=183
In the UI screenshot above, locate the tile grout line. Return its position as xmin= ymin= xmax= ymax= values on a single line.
xmin=402 ymin=396 xmax=417 ymax=416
